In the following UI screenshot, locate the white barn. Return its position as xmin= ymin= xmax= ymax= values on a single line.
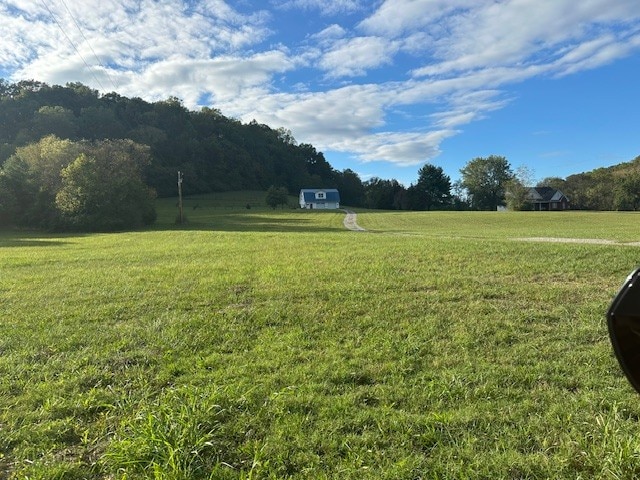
xmin=299 ymin=189 xmax=341 ymax=209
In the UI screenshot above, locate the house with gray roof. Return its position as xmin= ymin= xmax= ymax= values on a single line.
xmin=299 ymin=189 xmax=340 ymax=209
xmin=526 ymin=187 xmax=570 ymax=211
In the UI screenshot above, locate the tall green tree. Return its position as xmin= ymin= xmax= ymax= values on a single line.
xmin=363 ymin=178 xmax=406 ymax=210
xmin=0 ymin=135 xmax=81 ymax=228
xmin=78 ymin=106 xmax=126 ymax=139
xmin=55 ymin=140 xmax=156 ymax=230
xmin=299 ymin=143 xmax=335 ymax=185
xmin=31 ymin=105 xmax=77 ymax=140
xmin=409 ymin=164 xmax=451 ymax=210
xmin=335 ymin=169 xmax=365 ymax=207
xmin=460 ymin=155 xmax=514 ymax=210
xmin=0 ymin=155 xmax=29 ymax=226
xmin=613 ymin=172 xmax=640 ymax=211
xmin=265 ymin=186 xmax=289 ymax=209
xmin=537 ymin=177 xmax=566 ymax=191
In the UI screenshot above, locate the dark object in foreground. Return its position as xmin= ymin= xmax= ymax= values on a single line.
xmin=607 ymin=268 xmax=640 ymax=394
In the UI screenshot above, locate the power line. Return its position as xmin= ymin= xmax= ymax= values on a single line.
xmin=39 ymin=0 xmax=106 ymax=91
xmin=57 ymin=0 xmax=119 ymax=91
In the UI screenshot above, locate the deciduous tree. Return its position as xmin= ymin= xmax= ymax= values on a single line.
xmin=335 ymin=169 xmax=365 ymax=207
xmin=460 ymin=155 xmax=514 ymax=210
xmin=0 ymin=136 xmax=156 ymax=230
xmin=265 ymin=186 xmax=289 ymax=209
xmin=613 ymin=172 xmax=640 ymax=211
xmin=55 ymin=140 xmax=156 ymax=230
xmin=31 ymin=105 xmax=77 ymax=140
xmin=1 ymin=135 xmax=81 ymax=228
xmin=363 ymin=178 xmax=406 ymax=210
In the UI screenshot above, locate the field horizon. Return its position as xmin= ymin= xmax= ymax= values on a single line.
xmin=2 ymin=192 xmax=640 ymax=479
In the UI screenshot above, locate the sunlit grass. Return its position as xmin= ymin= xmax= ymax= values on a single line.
xmin=357 ymin=210 xmax=640 ymax=242
xmin=2 ymin=199 xmax=640 ymax=478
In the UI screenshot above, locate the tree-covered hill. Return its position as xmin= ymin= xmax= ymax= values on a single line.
xmin=539 ymin=155 xmax=640 ymax=210
xmin=3 ymin=79 xmax=636 ymax=220
xmin=0 ymin=79 xmax=345 ymax=198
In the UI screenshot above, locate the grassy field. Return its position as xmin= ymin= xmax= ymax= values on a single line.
xmin=2 ymin=193 xmax=640 ymax=479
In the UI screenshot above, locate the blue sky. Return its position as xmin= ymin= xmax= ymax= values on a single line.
xmin=1 ymin=0 xmax=639 ymax=186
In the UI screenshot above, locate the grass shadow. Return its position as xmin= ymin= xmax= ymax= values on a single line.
xmin=0 ymin=239 xmax=73 ymax=247
xmin=153 ymin=212 xmax=347 ymax=233
xmin=0 ymin=231 xmax=78 ymax=247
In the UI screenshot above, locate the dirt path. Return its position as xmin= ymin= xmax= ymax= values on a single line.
xmin=343 ymin=209 xmax=366 ymax=232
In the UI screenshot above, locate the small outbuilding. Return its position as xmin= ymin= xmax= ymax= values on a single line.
xmin=299 ymin=189 xmax=340 ymax=209
xmin=526 ymin=187 xmax=570 ymax=211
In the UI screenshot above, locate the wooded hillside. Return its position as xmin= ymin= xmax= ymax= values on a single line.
xmin=539 ymin=156 xmax=640 ymax=210
xmin=0 ymin=80 xmax=343 ymax=198
xmin=1 ymin=79 xmax=637 ymax=219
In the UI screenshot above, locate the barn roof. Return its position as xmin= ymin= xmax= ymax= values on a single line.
xmin=300 ymin=189 xmax=340 ymax=202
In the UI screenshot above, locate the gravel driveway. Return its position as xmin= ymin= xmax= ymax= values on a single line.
xmin=343 ymin=209 xmax=366 ymax=231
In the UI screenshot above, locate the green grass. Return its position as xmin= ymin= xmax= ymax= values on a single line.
xmin=2 ymin=195 xmax=640 ymax=479
xmin=357 ymin=209 xmax=640 ymax=242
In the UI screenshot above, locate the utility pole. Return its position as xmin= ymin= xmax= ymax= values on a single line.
xmin=177 ymin=171 xmax=184 ymax=224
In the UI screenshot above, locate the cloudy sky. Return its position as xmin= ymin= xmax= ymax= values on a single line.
xmin=1 ymin=0 xmax=639 ymax=185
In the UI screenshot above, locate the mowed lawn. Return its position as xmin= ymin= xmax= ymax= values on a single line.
xmin=2 ymin=197 xmax=640 ymax=479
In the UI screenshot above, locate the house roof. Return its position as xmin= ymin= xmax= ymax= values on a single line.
xmin=527 ymin=187 xmax=568 ymax=202
xmin=300 ymin=189 xmax=340 ymax=202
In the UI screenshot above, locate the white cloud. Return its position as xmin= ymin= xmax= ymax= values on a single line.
xmin=311 ymin=24 xmax=348 ymax=44
xmin=226 ymin=84 xmax=389 ymax=139
xmin=551 ymin=32 xmax=640 ymax=76
xmin=430 ymin=90 xmax=511 ymax=128
xmin=319 ymin=36 xmax=401 ymax=77
xmin=215 ymin=81 xmax=459 ymax=166
xmin=336 ymin=130 xmax=457 ymax=165
xmin=104 ymin=50 xmax=294 ymax=106
xmin=2 ymin=0 xmax=44 ymax=17
xmin=2 ymin=0 xmax=640 ymax=171
xmin=359 ymin=0 xmax=477 ymax=37
xmin=272 ymin=0 xmax=363 ymax=16
xmin=4 ymin=0 xmax=273 ymax=89
xmin=406 ymin=0 xmax=640 ymax=78
xmin=0 ymin=12 xmax=49 ymax=69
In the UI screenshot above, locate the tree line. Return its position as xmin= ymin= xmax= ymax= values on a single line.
xmin=0 ymin=79 xmax=638 ymax=231
xmin=362 ymin=153 xmax=640 ymax=212
xmin=537 ymin=158 xmax=640 ymax=211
